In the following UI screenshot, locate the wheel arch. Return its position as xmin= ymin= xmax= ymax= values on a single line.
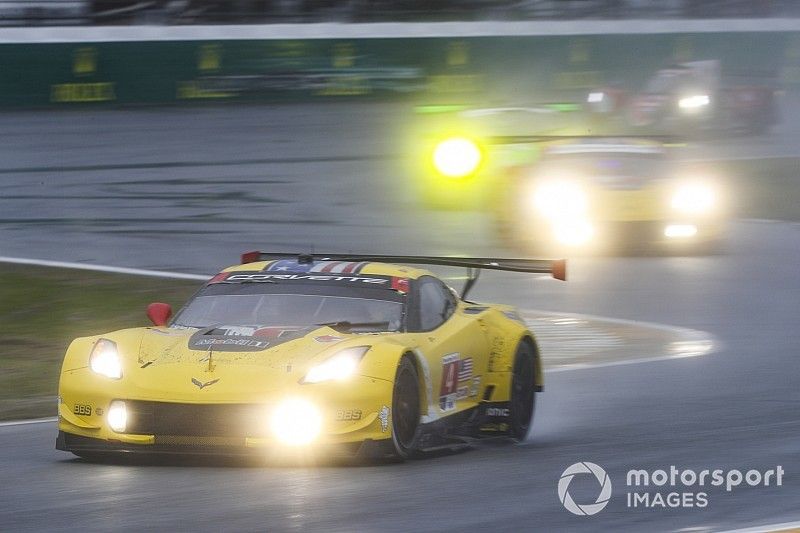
xmin=520 ymin=334 xmax=543 ymax=392
xmin=361 ymin=344 xmax=434 ymax=423
xmin=404 ymin=349 xmax=434 ymax=424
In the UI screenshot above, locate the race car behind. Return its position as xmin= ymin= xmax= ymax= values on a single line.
xmin=587 ymin=60 xmax=777 ymax=136
xmin=491 ymin=138 xmax=727 ymax=254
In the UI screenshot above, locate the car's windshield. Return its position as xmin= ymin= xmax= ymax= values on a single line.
xmin=172 ymin=283 xmax=404 ymax=332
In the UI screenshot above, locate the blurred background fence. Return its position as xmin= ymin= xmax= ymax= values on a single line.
xmin=1 ymin=2 xmax=799 ymax=108
xmin=1 ymin=27 xmax=799 ymax=107
xmin=3 ymin=0 xmax=800 ymax=26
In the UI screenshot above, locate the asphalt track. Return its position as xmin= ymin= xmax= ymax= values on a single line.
xmin=1 ymin=103 xmax=799 ymax=532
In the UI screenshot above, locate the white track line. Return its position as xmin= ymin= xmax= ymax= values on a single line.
xmin=717 ymin=520 xmax=800 ymax=533
xmin=546 ymin=353 xmax=709 ymax=372
xmin=521 ymin=309 xmax=718 ymax=372
xmin=0 ymin=256 xmax=207 ymax=281
xmin=0 ymin=417 xmax=57 ymax=427
xmin=525 ymin=308 xmax=717 ymax=339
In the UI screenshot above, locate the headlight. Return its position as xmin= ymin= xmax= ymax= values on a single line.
xmin=107 ymin=400 xmax=127 ymax=433
xmin=302 ymin=346 xmax=369 ymax=384
xmin=587 ymin=91 xmax=605 ymax=103
xmin=533 ymin=180 xmax=588 ymax=220
xmin=270 ymin=398 xmax=322 ymax=445
xmin=553 ymin=219 xmax=595 ymax=246
xmin=678 ymin=94 xmax=710 ymax=109
xmin=664 ymin=224 xmax=698 ymax=238
xmin=671 ymin=183 xmax=715 ymax=214
xmin=89 ymin=339 xmax=122 ymax=379
xmin=431 ymin=137 xmax=482 ymax=178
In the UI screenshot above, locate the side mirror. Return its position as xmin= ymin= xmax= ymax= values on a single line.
xmin=146 ymin=302 xmax=172 ymax=327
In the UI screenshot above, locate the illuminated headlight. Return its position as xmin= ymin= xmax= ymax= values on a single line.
xmin=107 ymin=400 xmax=127 ymax=433
xmin=533 ymin=180 xmax=588 ymax=220
xmin=270 ymin=398 xmax=322 ymax=446
xmin=671 ymin=183 xmax=715 ymax=214
xmin=587 ymin=92 xmax=605 ymax=103
xmin=302 ymin=346 xmax=369 ymax=384
xmin=553 ymin=219 xmax=595 ymax=246
xmin=664 ymin=224 xmax=698 ymax=238
xmin=432 ymin=137 xmax=482 ymax=178
xmin=89 ymin=338 xmax=122 ymax=379
xmin=678 ymin=94 xmax=710 ymax=109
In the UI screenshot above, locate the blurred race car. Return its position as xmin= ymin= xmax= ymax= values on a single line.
xmin=409 ymin=103 xmax=584 ymax=210
xmin=57 ymin=253 xmax=566 ymax=461
xmin=587 ymin=60 xmax=777 ymax=136
xmin=491 ymin=138 xmax=726 ymax=253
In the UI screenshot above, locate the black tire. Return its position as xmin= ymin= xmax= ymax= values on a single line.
xmin=509 ymin=341 xmax=537 ymax=441
xmin=390 ymin=356 xmax=421 ymax=460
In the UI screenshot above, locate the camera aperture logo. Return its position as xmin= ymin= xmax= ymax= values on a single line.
xmin=558 ymin=462 xmax=612 ymax=516
xmin=558 ymin=462 xmax=785 ymax=515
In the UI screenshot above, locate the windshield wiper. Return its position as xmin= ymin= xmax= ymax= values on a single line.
xmin=315 ymin=320 xmax=392 ymax=331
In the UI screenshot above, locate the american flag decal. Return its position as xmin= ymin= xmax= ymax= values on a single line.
xmin=315 ymin=261 xmax=368 ymax=274
xmin=264 ymin=260 xmax=367 ymax=274
xmin=458 ymin=358 xmax=473 ymax=381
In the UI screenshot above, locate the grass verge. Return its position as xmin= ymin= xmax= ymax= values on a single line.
xmin=0 ymin=264 xmax=200 ymax=420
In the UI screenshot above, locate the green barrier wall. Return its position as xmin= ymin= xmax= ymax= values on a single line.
xmin=0 ymin=32 xmax=798 ymax=107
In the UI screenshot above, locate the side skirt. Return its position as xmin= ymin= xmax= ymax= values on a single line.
xmin=415 ymin=401 xmax=515 ymax=451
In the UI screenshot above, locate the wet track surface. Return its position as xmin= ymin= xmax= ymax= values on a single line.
xmin=1 ymin=103 xmax=800 ymax=532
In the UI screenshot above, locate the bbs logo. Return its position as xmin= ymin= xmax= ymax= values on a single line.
xmin=73 ymin=404 xmax=92 ymax=416
xmin=335 ymin=409 xmax=362 ymax=421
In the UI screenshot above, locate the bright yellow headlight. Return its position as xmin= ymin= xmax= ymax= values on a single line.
xmin=553 ymin=219 xmax=595 ymax=246
xmin=107 ymin=400 xmax=127 ymax=433
xmin=533 ymin=180 xmax=588 ymax=220
xmin=431 ymin=137 xmax=482 ymax=178
xmin=302 ymin=346 xmax=369 ymax=384
xmin=678 ymin=94 xmax=710 ymax=109
xmin=270 ymin=398 xmax=322 ymax=446
xmin=89 ymin=338 xmax=122 ymax=379
xmin=671 ymin=183 xmax=715 ymax=214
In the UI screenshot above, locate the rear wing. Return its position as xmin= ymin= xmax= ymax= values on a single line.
xmin=239 ymin=252 xmax=566 ymax=299
xmin=486 ymin=134 xmax=681 ymax=146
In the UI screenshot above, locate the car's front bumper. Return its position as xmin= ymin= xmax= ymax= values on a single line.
xmin=55 ymin=430 xmax=394 ymax=459
xmin=57 ymin=371 xmax=397 ymax=458
xmin=515 ymin=218 xmax=725 ymax=254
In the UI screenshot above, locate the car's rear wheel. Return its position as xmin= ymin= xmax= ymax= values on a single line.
xmin=509 ymin=341 xmax=537 ymax=441
xmin=390 ymin=356 xmax=421 ymax=459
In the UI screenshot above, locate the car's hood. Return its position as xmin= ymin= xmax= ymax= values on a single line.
xmin=121 ymin=325 xmax=356 ymax=401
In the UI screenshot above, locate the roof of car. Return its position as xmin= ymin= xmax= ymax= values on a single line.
xmin=222 ymin=260 xmax=432 ymax=279
xmin=545 ymin=138 xmax=666 ymax=155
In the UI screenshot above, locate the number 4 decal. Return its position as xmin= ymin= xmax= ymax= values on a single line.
xmin=439 ymin=353 xmax=460 ymax=412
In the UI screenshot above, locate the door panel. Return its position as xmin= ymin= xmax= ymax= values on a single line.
xmin=421 ymin=310 xmax=489 ymax=416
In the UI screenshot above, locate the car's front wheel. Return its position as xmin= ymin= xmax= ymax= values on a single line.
xmin=509 ymin=341 xmax=537 ymax=441
xmin=390 ymin=356 xmax=421 ymax=459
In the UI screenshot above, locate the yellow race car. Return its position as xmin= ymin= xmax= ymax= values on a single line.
xmin=56 ymin=253 xmax=565 ymax=461
xmin=492 ymin=138 xmax=727 ymax=254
